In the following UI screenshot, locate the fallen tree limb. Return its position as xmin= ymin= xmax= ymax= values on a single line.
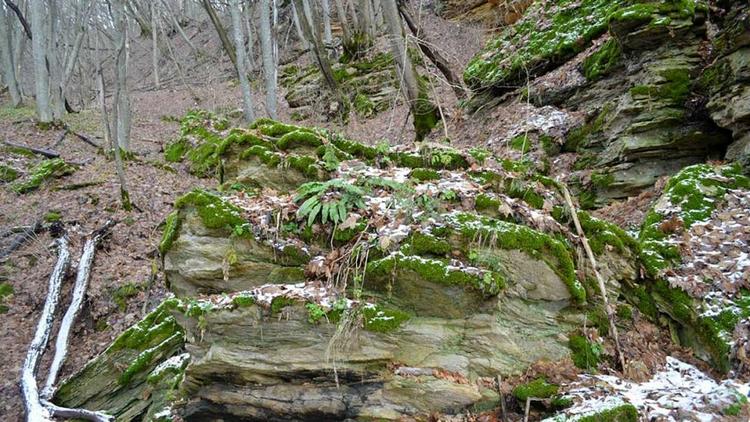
xmin=42 ymin=400 xmax=113 ymax=422
xmin=53 ymin=130 xmax=69 ymax=148
xmin=62 ymin=125 xmax=101 ymax=149
xmin=3 ymin=140 xmax=60 ymax=158
xmin=20 ymin=236 xmax=71 ymax=422
xmin=43 ymin=220 xmax=117 ymax=399
xmin=0 ymin=221 xmax=44 ymax=261
xmin=561 ymin=185 xmax=627 ymax=371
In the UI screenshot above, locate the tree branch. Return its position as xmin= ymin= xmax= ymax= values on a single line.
xmin=4 ymin=0 xmax=32 ymax=40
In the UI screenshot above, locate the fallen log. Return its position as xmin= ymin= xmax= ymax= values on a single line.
xmin=42 ymin=220 xmax=117 ymax=399
xmin=2 ymin=140 xmax=60 ymax=158
xmin=20 ymin=236 xmax=71 ymax=421
xmin=0 ymin=221 xmax=44 ymax=261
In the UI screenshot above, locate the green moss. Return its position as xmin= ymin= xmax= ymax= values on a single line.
xmin=362 ymin=304 xmax=410 ymax=333
xmin=551 ymin=396 xmax=574 ymax=409
xmin=240 ymin=145 xmax=283 ymax=168
xmin=410 ymin=168 xmax=440 ymax=181
xmin=159 ymin=211 xmax=181 ymax=255
xmin=164 ymin=138 xmax=188 ymax=162
xmin=232 ymin=294 xmax=256 ymax=308
xmin=582 ymin=38 xmax=622 ymax=80
xmin=332 ymin=137 xmax=380 ymax=160
xmin=390 ymin=151 xmax=426 ymax=168
xmin=578 ymin=211 xmax=638 ymax=256
xmin=173 ymin=190 xmax=247 ymax=234
xmin=270 ymin=296 xmax=297 ymax=314
xmin=407 ymin=232 xmax=452 ymax=256
xmin=114 ymin=283 xmax=142 ymax=311
xmin=510 ymin=134 xmax=532 ymax=153
xmin=0 ymin=164 xmax=19 ymax=182
xmin=11 ymin=158 xmax=76 ymax=194
xmin=569 ymin=334 xmax=603 ymax=370
xmin=276 ymin=130 xmax=324 ymax=150
xmin=512 ymin=378 xmax=559 ymax=401
xmin=565 ymin=104 xmax=612 ymax=152
xmin=44 ymin=211 xmax=62 ymax=223
xmin=449 ymin=213 xmax=585 ymax=303
xmin=577 ymin=404 xmax=638 ymax=422
xmin=353 ymin=93 xmax=376 ymax=117
xmin=464 ymin=0 xmax=621 ymax=90
xmin=0 ymin=282 xmax=13 ymax=314
xmin=629 ymin=67 xmax=692 ymax=104
xmin=422 ymin=147 xmax=469 ymax=170
xmin=367 ymin=252 xmax=506 ymax=296
xmin=505 ymin=179 xmax=545 ymax=209
xmin=616 ymin=304 xmax=633 ymax=320
xmin=474 ymin=194 xmax=502 ymax=213
xmin=287 ymin=154 xmax=322 ymax=179
xmin=590 ymin=172 xmax=615 ymax=189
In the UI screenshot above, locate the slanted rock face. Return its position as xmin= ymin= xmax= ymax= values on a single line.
xmin=463 ymin=0 xmax=746 ymax=203
xmin=56 ymin=116 xmax=645 ymax=421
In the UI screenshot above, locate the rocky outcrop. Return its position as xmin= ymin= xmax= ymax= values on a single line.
xmin=703 ymin=1 xmax=750 ymax=172
xmin=629 ymin=163 xmax=750 ymax=373
xmin=280 ymin=52 xmax=399 ymax=121
xmin=58 ymin=116 xmax=646 ymax=420
xmin=437 ymin=0 xmax=532 ymax=26
xmin=463 ymin=0 xmax=745 ymax=204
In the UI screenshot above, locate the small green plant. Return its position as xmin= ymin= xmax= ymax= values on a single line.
xmin=321 ymin=145 xmax=340 ymax=171
xmin=295 ymin=179 xmax=366 ymax=226
xmin=306 ymin=303 xmax=327 ymax=323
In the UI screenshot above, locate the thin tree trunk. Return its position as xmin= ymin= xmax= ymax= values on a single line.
xmin=29 ymin=0 xmax=51 ymax=123
xmin=321 ymin=0 xmax=332 ymax=45
xmin=297 ymin=0 xmax=339 ymax=97
xmin=200 ymin=0 xmax=237 ymax=68
xmin=243 ymin=2 xmax=256 ymax=70
xmin=111 ymin=0 xmax=132 ymax=210
xmin=12 ymin=0 xmax=26 ymax=97
xmin=47 ymin=0 xmax=65 ymax=120
xmin=20 ymin=236 xmax=70 ymax=422
xmin=333 ymin=0 xmax=350 ymax=41
xmin=151 ymin=1 xmax=160 ymax=89
xmin=42 ymin=221 xmax=116 ymax=399
xmin=259 ymin=0 xmax=277 ymax=118
xmin=382 ymin=0 xmax=438 ymax=141
xmin=125 ymin=0 xmax=151 ymax=35
xmin=291 ymin=2 xmax=310 ymax=49
xmin=562 ymin=185 xmax=627 ymax=371
xmin=158 ymin=0 xmax=197 ymax=52
xmin=0 ymin=3 xmax=22 ymax=106
xmin=398 ymin=2 xmax=465 ymax=99
xmin=230 ymin=0 xmax=255 ymax=122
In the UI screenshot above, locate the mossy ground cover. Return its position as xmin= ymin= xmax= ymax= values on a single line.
xmin=10 ymin=158 xmax=76 ymax=194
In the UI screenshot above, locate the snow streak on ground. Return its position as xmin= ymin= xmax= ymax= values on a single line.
xmin=549 ymin=357 xmax=748 ymax=421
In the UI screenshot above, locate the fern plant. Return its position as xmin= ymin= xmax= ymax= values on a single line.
xmin=295 ymin=179 xmax=366 ymax=226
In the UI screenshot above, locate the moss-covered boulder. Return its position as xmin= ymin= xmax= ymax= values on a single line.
xmin=53 ymin=300 xmax=186 ymax=421
xmin=629 ymin=163 xmax=750 ymax=373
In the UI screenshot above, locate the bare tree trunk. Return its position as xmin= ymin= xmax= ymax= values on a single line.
xmin=29 ymin=0 xmax=51 ymax=123
xmin=321 ymin=0 xmax=332 ymax=45
xmin=333 ymin=0 xmax=350 ymax=41
xmin=47 ymin=0 xmax=65 ymax=120
xmin=111 ymin=0 xmax=132 ymax=210
xmin=243 ymin=2 xmax=256 ymax=70
xmin=259 ymin=0 xmax=277 ymax=118
xmin=125 ymin=0 xmax=151 ymax=35
xmin=382 ymin=0 xmax=438 ymax=141
xmin=0 ymin=3 xmax=22 ymax=106
xmin=291 ymin=2 xmax=310 ymax=50
xmin=12 ymin=0 xmax=26 ymax=97
xmin=158 ymin=0 xmax=196 ymax=52
xmin=358 ymin=0 xmax=374 ymax=38
xmin=200 ymin=0 xmax=237 ymax=68
xmin=151 ymin=1 xmax=159 ymax=89
xmin=230 ymin=0 xmax=255 ymax=122
xmin=20 ymin=236 xmax=70 ymax=422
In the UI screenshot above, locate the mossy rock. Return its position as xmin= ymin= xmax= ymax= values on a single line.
xmin=53 ymin=300 xmax=185 ymax=421
xmin=11 ymin=158 xmax=76 ymax=193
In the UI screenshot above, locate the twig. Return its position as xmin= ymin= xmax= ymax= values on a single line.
xmin=20 ymin=236 xmax=71 ymax=422
xmin=53 ymin=130 xmax=69 ymax=148
xmin=42 ymin=220 xmax=117 ymax=399
xmin=496 ymin=375 xmax=507 ymax=422
xmin=523 ymin=397 xmax=531 ymax=422
xmin=2 ymin=140 xmax=60 ymax=158
xmin=42 ymin=400 xmax=113 ymax=422
xmin=561 ymin=184 xmax=627 ymax=371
